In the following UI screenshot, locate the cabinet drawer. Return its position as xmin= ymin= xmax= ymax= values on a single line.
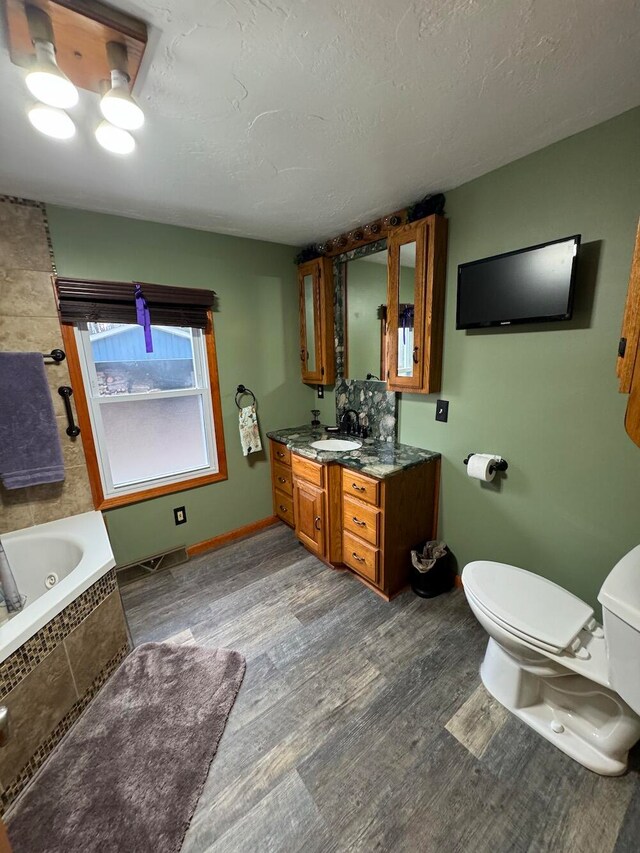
xmin=292 ymin=454 xmax=325 ymax=488
xmin=343 ymin=495 xmax=380 ymax=547
xmin=343 ymin=531 xmax=379 ymax=583
xmin=273 ymin=461 xmax=294 ymax=496
xmin=270 ymin=442 xmax=291 ymax=467
xmin=274 ymin=489 xmax=294 ymax=526
xmin=342 ymin=469 xmax=380 ymax=507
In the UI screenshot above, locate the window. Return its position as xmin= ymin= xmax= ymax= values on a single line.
xmin=397 ymin=325 xmax=415 ymax=377
xmin=57 ymin=279 xmax=226 ymax=509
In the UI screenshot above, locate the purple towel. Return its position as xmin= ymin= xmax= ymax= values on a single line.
xmin=0 ymin=352 xmax=65 ymax=489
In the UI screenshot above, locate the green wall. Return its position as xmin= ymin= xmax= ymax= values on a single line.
xmin=47 ymin=107 xmax=640 ymax=609
xmin=47 ymin=208 xmax=307 ymax=566
xmin=317 ymin=107 xmax=640 ymax=610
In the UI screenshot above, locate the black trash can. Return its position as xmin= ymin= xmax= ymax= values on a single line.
xmin=410 ymin=541 xmax=455 ymax=598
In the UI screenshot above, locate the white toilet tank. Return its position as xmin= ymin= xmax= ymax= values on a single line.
xmin=598 ymin=544 xmax=640 ymax=714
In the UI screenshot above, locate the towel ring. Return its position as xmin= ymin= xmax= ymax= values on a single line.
xmin=235 ymin=384 xmax=257 ymax=409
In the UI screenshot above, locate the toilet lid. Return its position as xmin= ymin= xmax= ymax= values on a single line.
xmin=463 ymin=561 xmax=594 ymax=653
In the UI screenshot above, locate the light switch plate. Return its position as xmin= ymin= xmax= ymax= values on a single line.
xmin=435 ymin=400 xmax=449 ymax=422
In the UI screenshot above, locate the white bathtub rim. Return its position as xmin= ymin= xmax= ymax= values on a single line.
xmin=0 ymin=511 xmax=116 ymax=665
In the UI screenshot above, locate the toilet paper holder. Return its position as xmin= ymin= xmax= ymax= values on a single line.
xmin=464 ymin=453 xmax=509 ymax=474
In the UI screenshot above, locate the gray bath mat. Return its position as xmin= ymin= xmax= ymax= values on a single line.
xmin=7 ymin=642 xmax=245 ymax=853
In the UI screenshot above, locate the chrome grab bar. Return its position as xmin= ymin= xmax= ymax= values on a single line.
xmin=0 ymin=706 xmax=10 ymax=748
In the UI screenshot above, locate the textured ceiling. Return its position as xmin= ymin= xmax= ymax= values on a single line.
xmin=0 ymin=0 xmax=638 ymax=246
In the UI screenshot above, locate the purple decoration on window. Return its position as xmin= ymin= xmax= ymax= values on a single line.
xmin=134 ymin=284 xmax=153 ymax=353
xmin=400 ymin=304 xmax=414 ymax=344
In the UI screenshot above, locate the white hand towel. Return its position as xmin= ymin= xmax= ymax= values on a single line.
xmin=239 ymin=404 xmax=262 ymax=456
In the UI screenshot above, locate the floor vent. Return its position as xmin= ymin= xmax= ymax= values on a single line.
xmin=116 ymin=547 xmax=189 ymax=587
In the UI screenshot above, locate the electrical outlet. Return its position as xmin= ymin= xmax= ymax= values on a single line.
xmin=317 ymin=385 xmax=324 ymax=399
xmin=435 ymin=400 xmax=449 ymax=422
xmin=173 ymin=506 xmax=187 ymax=525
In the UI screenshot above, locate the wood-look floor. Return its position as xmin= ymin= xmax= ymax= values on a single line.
xmin=120 ymin=523 xmax=640 ymax=853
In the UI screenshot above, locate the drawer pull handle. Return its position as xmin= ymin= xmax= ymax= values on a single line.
xmin=279 ymin=505 xmax=288 ymax=513
xmin=352 ymin=483 xmax=365 ymax=492
xmin=352 ymin=517 xmax=366 ymax=527
xmin=314 ymin=516 xmax=322 ymax=530
xmin=413 ymin=345 xmax=419 ymax=364
xmin=351 ymin=552 xmax=365 ymax=563
xmin=278 ymin=477 xmax=287 ymax=483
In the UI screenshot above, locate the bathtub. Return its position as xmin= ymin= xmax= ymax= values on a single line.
xmin=0 ymin=511 xmax=116 ymax=663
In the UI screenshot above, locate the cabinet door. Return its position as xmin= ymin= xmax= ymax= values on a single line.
xmin=294 ymin=480 xmax=325 ymax=557
xmin=386 ymin=215 xmax=447 ymax=394
xmin=618 ymin=218 xmax=640 ymax=394
xmin=297 ymin=257 xmax=335 ymax=385
xmin=619 ymin=218 xmax=640 ymax=447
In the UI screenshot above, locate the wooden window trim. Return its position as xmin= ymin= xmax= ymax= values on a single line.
xmin=59 ymin=309 xmax=227 ymax=511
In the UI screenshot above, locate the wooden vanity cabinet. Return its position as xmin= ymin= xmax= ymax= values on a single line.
xmin=291 ymin=454 xmax=343 ymax=564
xmin=297 ymin=256 xmax=335 ymax=385
xmin=270 ymin=440 xmax=295 ymax=528
xmin=341 ymin=463 xmax=439 ymax=598
xmin=294 ymin=479 xmax=325 ymax=556
xmin=276 ymin=446 xmax=439 ymax=599
xmin=386 ymin=214 xmax=448 ymax=394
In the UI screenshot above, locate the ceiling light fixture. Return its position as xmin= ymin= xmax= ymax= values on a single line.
xmin=99 ymin=42 xmax=144 ymax=131
xmin=95 ymin=120 xmax=135 ymax=155
xmin=24 ymin=6 xmax=78 ymax=109
xmin=28 ymin=103 xmax=76 ymax=139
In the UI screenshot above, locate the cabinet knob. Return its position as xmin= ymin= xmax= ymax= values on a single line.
xmin=278 ymin=477 xmax=287 ymax=483
xmin=279 ymin=505 xmax=288 ymax=513
xmin=300 ymin=348 xmax=306 ymax=362
xmin=276 ymin=451 xmax=285 ymax=458
xmin=314 ymin=516 xmax=322 ymax=530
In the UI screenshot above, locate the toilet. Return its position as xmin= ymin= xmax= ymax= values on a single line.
xmin=462 ymin=544 xmax=640 ymax=775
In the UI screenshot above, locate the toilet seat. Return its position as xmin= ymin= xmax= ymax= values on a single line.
xmin=463 ymin=561 xmax=594 ymax=654
xmin=464 ymin=585 xmax=569 ymax=655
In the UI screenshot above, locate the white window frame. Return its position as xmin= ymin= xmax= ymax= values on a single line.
xmin=74 ymin=323 xmax=219 ymax=500
xmin=397 ymin=326 xmax=415 ymax=377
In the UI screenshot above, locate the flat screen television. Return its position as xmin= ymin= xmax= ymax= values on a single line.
xmin=456 ymin=235 xmax=581 ymax=329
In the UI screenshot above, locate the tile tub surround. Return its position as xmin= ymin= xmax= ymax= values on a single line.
xmin=0 ymin=195 xmax=93 ymax=534
xmin=0 ymin=569 xmax=131 ymax=813
xmin=334 ymin=378 xmax=398 ymax=443
xmin=267 ymin=425 xmax=439 ymax=478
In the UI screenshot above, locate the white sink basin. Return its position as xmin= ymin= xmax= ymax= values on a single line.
xmin=310 ymin=438 xmax=362 ymax=452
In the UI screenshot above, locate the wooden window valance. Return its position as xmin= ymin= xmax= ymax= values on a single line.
xmin=55 ymin=278 xmax=216 ymax=329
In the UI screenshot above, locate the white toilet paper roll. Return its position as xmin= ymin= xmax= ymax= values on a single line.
xmin=467 ymin=454 xmax=497 ymax=482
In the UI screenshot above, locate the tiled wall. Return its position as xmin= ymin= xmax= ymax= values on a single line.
xmin=0 ymin=570 xmax=131 ymax=814
xmin=334 ymin=378 xmax=398 ymax=441
xmin=0 ymin=196 xmax=133 ymax=813
xmin=0 ymin=195 xmax=93 ymax=535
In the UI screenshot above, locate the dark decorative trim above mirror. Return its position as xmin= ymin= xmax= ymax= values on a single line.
xmin=293 ymin=193 xmax=446 ymax=265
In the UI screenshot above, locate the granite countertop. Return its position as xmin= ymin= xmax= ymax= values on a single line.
xmin=267 ymin=425 xmax=440 ymax=479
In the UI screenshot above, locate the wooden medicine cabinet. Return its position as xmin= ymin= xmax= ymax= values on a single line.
xmin=297 ymin=256 xmax=335 ymax=385
xmin=618 ymin=217 xmax=640 ymax=447
xmin=386 ymin=214 xmax=448 ymax=393
xmin=296 ymin=210 xmax=448 ymax=394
